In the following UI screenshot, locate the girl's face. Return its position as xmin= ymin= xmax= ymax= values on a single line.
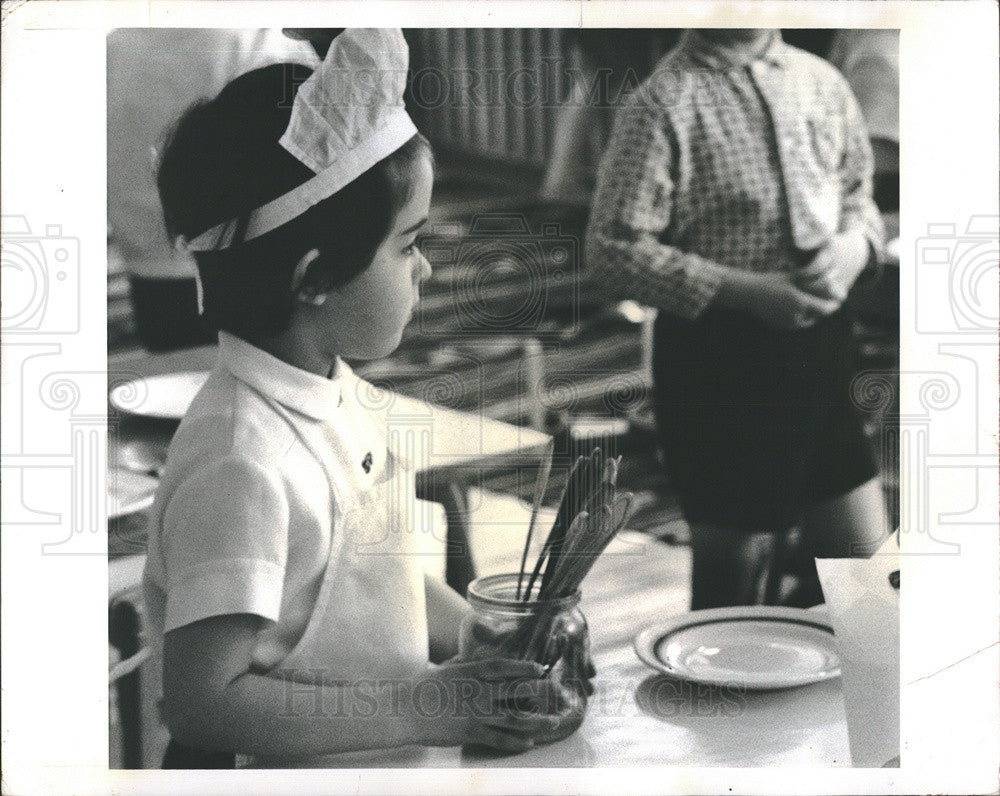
xmin=312 ymin=155 xmax=434 ymax=361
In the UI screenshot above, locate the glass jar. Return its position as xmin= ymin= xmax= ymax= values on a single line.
xmin=459 ymin=573 xmax=590 ymax=744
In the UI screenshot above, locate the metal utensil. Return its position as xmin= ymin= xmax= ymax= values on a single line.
xmin=517 ymin=438 xmax=554 ymax=599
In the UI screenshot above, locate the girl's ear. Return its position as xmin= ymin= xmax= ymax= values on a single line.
xmin=292 ymin=249 xmax=326 ymax=306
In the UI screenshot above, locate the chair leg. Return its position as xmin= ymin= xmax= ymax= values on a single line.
xmin=440 ymin=482 xmax=477 ymax=597
xmin=109 ymin=601 xmax=143 ymax=768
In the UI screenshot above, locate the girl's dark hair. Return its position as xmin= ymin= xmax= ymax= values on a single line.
xmin=156 ymin=62 xmax=432 ymax=339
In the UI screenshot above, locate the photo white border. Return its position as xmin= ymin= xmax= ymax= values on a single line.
xmin=1 ymin=1 xmax=997 ymax=793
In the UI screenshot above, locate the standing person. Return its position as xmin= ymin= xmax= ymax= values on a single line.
xmin=586 ymin=29 xmax=889 ymax=609
xmin=145 ymin=29 xmax=589 ymax=768
xmin=107 ymin=28 xmax=317 ymax=351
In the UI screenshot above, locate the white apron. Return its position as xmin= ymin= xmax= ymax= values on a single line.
xmin=246 ymin=406 xmax=433 ymax=768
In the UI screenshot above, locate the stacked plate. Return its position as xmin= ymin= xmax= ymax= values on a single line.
xmin=110 ymin=371 xmax=209 ymax=421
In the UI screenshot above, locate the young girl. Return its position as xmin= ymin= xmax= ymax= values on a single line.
xmin=143 ymin=29 xmax=584 ymax=768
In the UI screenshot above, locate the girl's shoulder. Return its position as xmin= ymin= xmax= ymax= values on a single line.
xmin=167 ymin=366 xmax=301 ymax=476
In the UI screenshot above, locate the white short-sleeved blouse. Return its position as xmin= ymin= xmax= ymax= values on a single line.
xmin=142 ymin=332 xmax=428 ymax=673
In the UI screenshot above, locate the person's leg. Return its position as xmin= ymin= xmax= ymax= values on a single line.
xmin=689 ymin=523 xmax=777 ymax=610
xmin=781 ymin=478 xmax=887 ymax=607
xmin=799 ymin=476 xmax=889 ymax=560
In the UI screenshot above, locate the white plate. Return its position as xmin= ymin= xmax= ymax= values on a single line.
xmin=634 ymin=606 xmax=841 ymax=690
xmin=109 ymin=371 xmax=209 ymax=420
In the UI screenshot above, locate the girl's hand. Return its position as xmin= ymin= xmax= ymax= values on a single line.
xmin=743 ymin=272 xmax=842 ymax=329
xmin=410 ymin=658 xmax=567 ymax=753
xmin=529 ymin=632 xmax=593 ymax=744
xmin=508 ymin=628 xmax=594 ymax=745
xmin=794 ymin=229 xmax=871 ymax=303
xmin=465 ymin=618 xmax=596 ymax=696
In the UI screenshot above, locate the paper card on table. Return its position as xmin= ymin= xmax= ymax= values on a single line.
xmin=815 ymin=534 xmax=900 ymax=768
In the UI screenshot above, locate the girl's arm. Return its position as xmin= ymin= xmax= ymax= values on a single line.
xmin=425 ymin=573 xmax=472 ymax=663
xmin=163 ymin=613 xmax=561 ymax=758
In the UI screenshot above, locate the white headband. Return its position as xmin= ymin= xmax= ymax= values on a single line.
xmin=179 ymin=29 xmax=418 ymax=253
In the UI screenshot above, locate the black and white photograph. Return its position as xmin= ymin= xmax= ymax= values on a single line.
xmin=2 ymin=2 xmax=998 ymax=793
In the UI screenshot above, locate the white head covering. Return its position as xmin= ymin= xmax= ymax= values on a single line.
xmin=181 ymin=28 xmax=418 ymax=252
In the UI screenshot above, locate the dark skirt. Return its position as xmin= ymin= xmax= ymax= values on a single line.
xmin=651 ymin=306 xmax=877 ymax=532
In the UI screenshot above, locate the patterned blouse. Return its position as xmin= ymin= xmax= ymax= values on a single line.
xmin=585 ymin=30 xmax=885 ymax=320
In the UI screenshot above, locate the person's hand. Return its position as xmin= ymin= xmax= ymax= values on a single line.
xmin=743 ymin=272 xmax=842 ymax=330
xmin=409 ymin=658 xmax=567 ymax=753
xmin=532 ymin=631 xmax=593 ymax=744
xmin=794 ymin=229 xmax=872 ymax=303
xmin=456 ymin=618 xmax=595 ymax=746
xmin=465 ymin=616 xmax=595 ymax=696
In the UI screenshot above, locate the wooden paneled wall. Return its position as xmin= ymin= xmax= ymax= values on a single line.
xmin=406 ymin=29 xmax=573 ymax=167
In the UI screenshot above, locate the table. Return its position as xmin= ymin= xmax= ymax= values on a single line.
xmin=427 ymin=532 xmax=851 ymax=768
